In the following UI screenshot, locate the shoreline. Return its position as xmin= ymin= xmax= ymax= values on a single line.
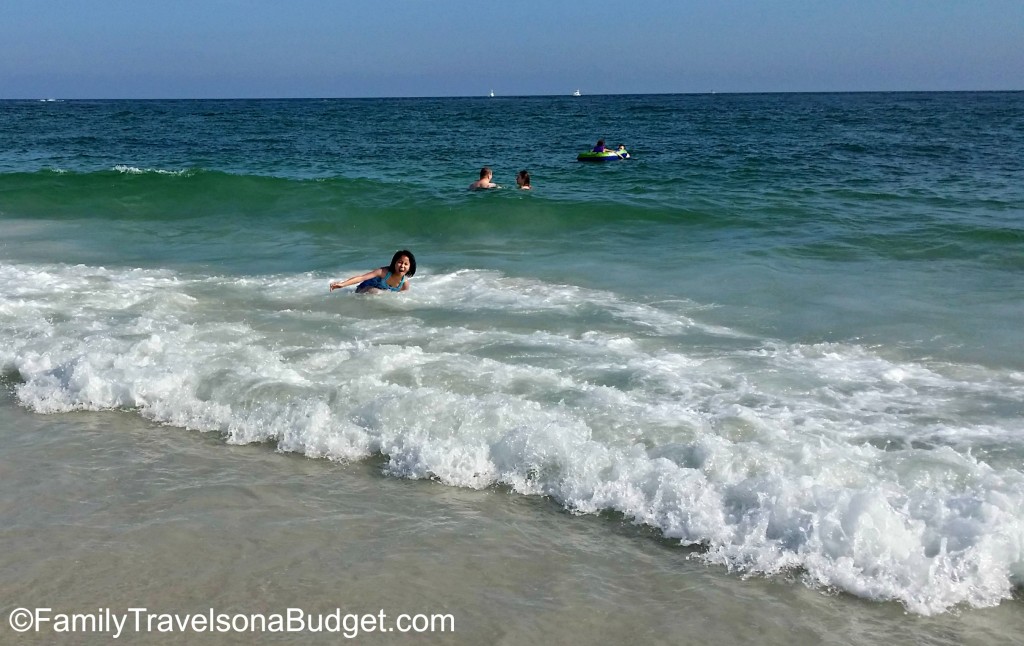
xmin=2 ymin=392 xmax=1022 ymax=645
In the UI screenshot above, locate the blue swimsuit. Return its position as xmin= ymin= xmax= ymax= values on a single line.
xmin=356 ymin=270 xmax=405 ymax=293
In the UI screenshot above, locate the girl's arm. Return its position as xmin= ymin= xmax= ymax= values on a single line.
xmin=400 ymin=280 xmax=410 ymax=292
xmin=329 ymin=267 xmax=385 ymax=291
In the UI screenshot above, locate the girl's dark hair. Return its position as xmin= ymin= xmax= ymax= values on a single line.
xmin=390 ymin=249 xmax=416 ymax=276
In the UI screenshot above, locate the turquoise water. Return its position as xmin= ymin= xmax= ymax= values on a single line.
xmin=1 ymin=93 xmax=1023 ymax=627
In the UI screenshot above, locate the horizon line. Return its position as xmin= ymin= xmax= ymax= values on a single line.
xmin=5 ymin=89 xmax=1023 ymax=101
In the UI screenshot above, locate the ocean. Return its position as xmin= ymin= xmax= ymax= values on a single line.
xmin=1 ymin=92 xmax=1022 ymax=644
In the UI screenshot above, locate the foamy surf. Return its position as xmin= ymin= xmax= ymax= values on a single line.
xmin=113 ymin=165 xmax=192 ymax=175
xmin=1 ymin=260 xmax=1022 ymax=615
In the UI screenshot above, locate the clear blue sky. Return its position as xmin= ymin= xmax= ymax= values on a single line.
xmin=2 ymin=0 xmax=1022 ymax=98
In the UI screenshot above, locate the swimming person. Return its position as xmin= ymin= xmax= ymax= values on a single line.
xmin=516 ymin=170 xmax=531 ymax=190
xmin=329 ymin=250 xmax=416 ymax=294
xmin=615 ymin=144 xmax=629 ymax=159
xmin=469 ymin=166 xmax=499 ymax=190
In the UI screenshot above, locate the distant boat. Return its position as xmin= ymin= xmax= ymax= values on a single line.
xmin=489 ymin=90 xmax=495 ymax=98
xmin=572 ymin=89 xmax=581 ymax=97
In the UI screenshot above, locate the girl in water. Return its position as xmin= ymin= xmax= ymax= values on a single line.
xmin=516 ymin=170 xmax=531 ymax=190
xmin=329 ymin=250 xmax=416 ymax=294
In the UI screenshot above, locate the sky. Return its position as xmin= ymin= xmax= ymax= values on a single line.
xmin=2 ymin=1 xmax=1022 ymax=99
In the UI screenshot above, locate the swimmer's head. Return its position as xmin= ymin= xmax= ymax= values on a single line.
xmin=480 ymin=166 xmax=492 ymax=179
xmin=390 ymin=250 xmax=416 ymax=277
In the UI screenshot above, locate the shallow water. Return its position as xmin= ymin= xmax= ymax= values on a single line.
xmin=3 ymin=390 xmax=1022 ymax=644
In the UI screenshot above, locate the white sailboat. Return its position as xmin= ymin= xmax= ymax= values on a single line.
xmin=489 ymin=90 xmax=495 ymax=98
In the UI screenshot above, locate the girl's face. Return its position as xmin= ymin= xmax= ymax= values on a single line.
xmin=393 ymin=255 xmax=411 ymax=275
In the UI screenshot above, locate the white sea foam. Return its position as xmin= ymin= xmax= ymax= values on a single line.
xmin=1 ymin=261 xmax=1022 ymax=614
xmin=112 ymin=165 xmax=190 ymax=176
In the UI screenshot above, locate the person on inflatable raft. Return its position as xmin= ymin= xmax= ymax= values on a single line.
xmin=578 ymin=139 xmax=629 ymax=161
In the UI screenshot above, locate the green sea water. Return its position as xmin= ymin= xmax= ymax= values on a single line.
xmin=2 ymin=94 xmax=1021 ymax=363
xmin=1 ymin=93 xmax=1023 ymax=638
